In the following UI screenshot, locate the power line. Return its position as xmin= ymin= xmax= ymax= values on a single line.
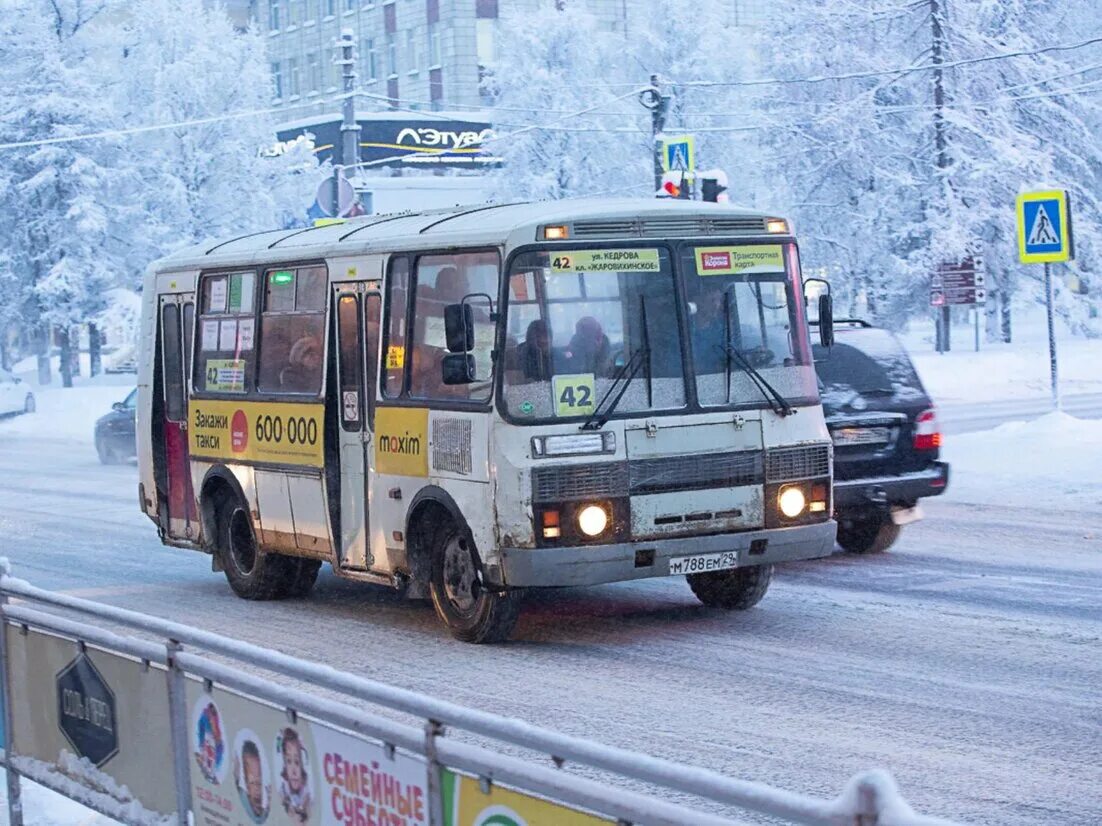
xmin=0 ymin=95 xmax=332 ymax=152
xmin=673 ymin=33 xmax=1102 ymax=89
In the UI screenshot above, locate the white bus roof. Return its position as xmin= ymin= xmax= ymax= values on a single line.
xmin=151 ymin=197 xmax=791 ymax=275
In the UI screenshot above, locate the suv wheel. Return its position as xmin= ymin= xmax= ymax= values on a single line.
xmin=837 ymin=510 xmax=901 ymax=554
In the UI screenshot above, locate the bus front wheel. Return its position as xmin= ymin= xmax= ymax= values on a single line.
xmin=429 ymin=523 xmax=521 ymax=644
xmin=687 ymin=564 xmax=772 ymax=610
xmin=217 ymin=496 xmax=297 ymax=600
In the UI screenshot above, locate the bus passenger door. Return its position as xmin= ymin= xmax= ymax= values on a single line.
xmin=159 ymin=297 xmax=197 ymax=540
xmin=333 ymin=287 xmax=381 ymax=569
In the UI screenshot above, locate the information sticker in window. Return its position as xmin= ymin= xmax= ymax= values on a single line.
xmin=552 ymin=373 xmax=596 ymax=418
xmin=550 ymin=249 xmax=661 ymax=274
xmin=201 ymin=319 xmax=219 ymax=352
xmin=695 ymin=245 xmax=784 ymax=276
xmin=204 ymin=359 xmax=246 ymax=393
xmin=208 ymin=278 xmax=228 ymax=313
xmin=386 ymin=345 xmax=405 ymax=369
xmin=237 ymin=318 xmax=255 ymax=351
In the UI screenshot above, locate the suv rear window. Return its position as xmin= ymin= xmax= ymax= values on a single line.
xmin=815 ymin=328 xmax=926 ymax=403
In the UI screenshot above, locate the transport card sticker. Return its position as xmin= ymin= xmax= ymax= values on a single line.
xmin=550 ymin=249 xmax=661 ymax=274
xmin=552 ymin=373 xmax=596 ymax=418
xmin=695 ymin=245 xmax=785 ymax=276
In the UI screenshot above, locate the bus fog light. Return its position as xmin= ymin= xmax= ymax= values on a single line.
xmin=577 ymin=505 xmax=609 ymax=537
xmin=778 ymin=487 xmax=806 ymax=518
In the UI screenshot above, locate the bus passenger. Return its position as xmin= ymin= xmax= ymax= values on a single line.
xmin=564 ymin=316 xmax=611 ymax=376
xmin=281 ymin=334 xmax=321 ymax=392
xmin=513 ymin=320 xmax=553 ymax=382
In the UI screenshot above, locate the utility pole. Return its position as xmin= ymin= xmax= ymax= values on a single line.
xmin=648 ymin=74 xmax=670 ymax=193
xmin=930 ymin=0 xmax=951 ymax=353
xmin=1045 ymin=262 xmax=1060 ymax=410
xmin=333 ymin=29 xmax=360 ymax=218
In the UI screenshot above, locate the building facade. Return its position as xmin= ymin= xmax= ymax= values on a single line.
xmin=261 ymin=0 xmax=767 ymax=117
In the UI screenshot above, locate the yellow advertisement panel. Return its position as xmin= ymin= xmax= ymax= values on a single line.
xmin=374 ymin=407 xmax=429 ymax=477
xmin=695 ymin=245 xmax=785 ymax=276
xmin=189 ymin=399 xmax=324 ymax=468
xmin=550 ymin=249 xmax=661 ymax=274
xmin=443 ymin=770 xmax=612 ymax=826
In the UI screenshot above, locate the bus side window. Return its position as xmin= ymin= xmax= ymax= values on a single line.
xmin=195 ymin=271 xmax=255 ymax=394
xmin=365 ymin=293 xmax=381 ymax=427
xmin=337 ymin=294 xmax=362 ymax=429
xmin=258 ymin=266 xmax=327 ymax=395
xmin=161 ymin=304 xmax=186 ymax=422
xmin=182 ymin=302 xmax=194 ymax=385
xmin=382 ymin=257 xmax=409 ymax=398
xmin=409 ymin=251 xmax=500 ymax=402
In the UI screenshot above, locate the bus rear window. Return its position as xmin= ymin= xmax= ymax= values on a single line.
xmin=195 ymin=271 xmax=256 ymax=394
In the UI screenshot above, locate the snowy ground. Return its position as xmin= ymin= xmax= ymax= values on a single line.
xmin=0 ymin=367 xmax=1100 ymax=825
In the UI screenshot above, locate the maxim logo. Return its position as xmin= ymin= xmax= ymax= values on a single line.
xmin=701 ymin=252 xmax=731 ymax=271
xmin=378 ymin=431 xmax=422 ymax=455
xmin=395 ymin=127 xmax=493 ymax=149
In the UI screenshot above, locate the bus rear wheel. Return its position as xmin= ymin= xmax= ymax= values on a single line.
xmin=429 ymin=522 xmax=521 ymax=644
xmin=217 ymin=497 xmax=297 ymax=600
xmin=687 ymin=564 xmax=772 ymax=610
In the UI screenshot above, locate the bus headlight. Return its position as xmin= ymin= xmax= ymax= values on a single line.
xmin=778 ymin=486 xmax=806 ymax=518
xmin=577 ymin=505 xmax=609 ymax=537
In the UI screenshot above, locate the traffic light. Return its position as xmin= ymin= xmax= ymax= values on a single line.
xmin=700 ymin=169 xmax=729 ymax=203
xmin=659 ymin=171 xmax=691 ymax=199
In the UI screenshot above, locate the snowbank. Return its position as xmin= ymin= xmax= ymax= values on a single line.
xmin=0 ymin=767 xmax=114 ymax=826
xmin=0 ymin=381 xmax=133 ymax=445
xmin=943 ymin=412 xmax=1102 ymax=511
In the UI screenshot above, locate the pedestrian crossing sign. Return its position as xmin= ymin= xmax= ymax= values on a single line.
xmin=1017 ymin=190 xmax=1073 ymax=263
xmin=661 ymin=134 xmax=695 ymax=173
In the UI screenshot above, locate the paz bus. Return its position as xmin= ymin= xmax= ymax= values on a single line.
xmin=137 ymin=199 xmax=837 ymax=643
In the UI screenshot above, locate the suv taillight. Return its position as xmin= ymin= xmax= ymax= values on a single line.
xmin=913 ymin=408 xmax=941 ymax=451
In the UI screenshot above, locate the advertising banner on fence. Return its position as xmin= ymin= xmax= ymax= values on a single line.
xmin=186 ymin=680 xmax=429 ymax=826
xmin=442 ymin=769 xmax=613 ymax=826
xmin=4 ymin=625 xmax=177 ymax=817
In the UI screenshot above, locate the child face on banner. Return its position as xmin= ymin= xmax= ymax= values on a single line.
xmin=283 ymin=738 xmax=305 ymax=793
xmin=243 ymin=752 xmax=265 ymax=815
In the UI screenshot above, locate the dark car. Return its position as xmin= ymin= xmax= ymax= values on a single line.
xmin=813 ymin=321 xmax=949 ymax=553
xmin=94 ymin=388 xmax=137 ymax=464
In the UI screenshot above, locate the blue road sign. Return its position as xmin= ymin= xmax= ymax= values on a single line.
xmin=660 ymin=134 xmax=695 ymax=173
xmin=1017 ymin=190 xmax=1072 ymax=263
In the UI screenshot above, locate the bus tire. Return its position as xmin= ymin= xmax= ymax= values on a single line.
xmin=687 ymin=564 xmax=772 ymax=610
xmin=216 ymin=496 xmax=297 ymax=600
xmin=428 ymin=521 xmax=521 ymax=644
xmin=287 ymin=559 xmax=322 ymax=598
xmin=837 ymin=510 xmax=900 ymax=554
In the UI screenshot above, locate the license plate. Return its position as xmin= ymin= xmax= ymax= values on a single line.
xmin=669 ymin=551 xmax=738 ymax=575
xmin=832 ymin=426 xmax=891 ymax=446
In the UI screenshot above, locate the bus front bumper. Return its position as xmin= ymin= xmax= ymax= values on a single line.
xmin=495 ymin=521 xmax=836 ymax=588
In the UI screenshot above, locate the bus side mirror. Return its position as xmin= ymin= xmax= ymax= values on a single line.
xmin=444 ymin=304 xmax=474 ymax=353
xmin=442 ymin=353 xmax=475 ymax=385
xmin=818 ymin=294 xmax=834 ymax=348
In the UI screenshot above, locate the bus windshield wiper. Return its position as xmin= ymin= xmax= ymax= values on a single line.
xmin=721 ymin=344 xmax=796 ymax=417
xmin=580 ymin=344 xmax=649 ymax=431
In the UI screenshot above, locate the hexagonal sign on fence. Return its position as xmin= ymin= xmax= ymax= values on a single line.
xmin=56 ymin=653 xmax=118 ymax=767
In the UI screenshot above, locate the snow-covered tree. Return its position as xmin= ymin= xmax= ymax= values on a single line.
xmin=0 ymin=1 xmax=118 ymax=385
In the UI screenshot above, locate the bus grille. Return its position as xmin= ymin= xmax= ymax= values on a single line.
xmin=629 ymin=451 xmax=762 ymax=494
xmin=531 ymin=450 xmax=767 ymax=502
xmin=765 ymin=445 xmax=831 ymax=482
xmin=571 ymin=217 xmax=769 ymax=239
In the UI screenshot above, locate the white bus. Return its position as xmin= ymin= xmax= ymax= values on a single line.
xmin=138 ymin=199 xmax=836 ymax=642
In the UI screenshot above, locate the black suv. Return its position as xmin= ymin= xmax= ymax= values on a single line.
xmin=813 ymin=320 xmax=949 ymax=553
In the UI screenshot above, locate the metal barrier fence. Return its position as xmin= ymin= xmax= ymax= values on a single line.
xmin=0 ymin=562 xmax=962 ymax=826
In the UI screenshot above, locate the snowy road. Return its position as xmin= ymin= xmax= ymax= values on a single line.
xmin=940 ymin=392 xmax=1102 ymax=434
xmin=0 ymin=431 xmax=1100 ymax=825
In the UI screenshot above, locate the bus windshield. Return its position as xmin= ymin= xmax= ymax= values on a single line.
xmin=682 ymin=243 xmax=817 ymax=408
xmin=502 ymin=247 xmax=686 ymax=421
